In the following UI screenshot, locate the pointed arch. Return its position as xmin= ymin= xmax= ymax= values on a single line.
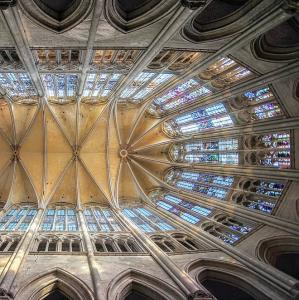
xmin=185 ymin=258 xmax=275 ymax=300
xmin=106 ymin=268 xmax=185 ymax=300
xmin=15 ymin=268 xmax=94 ymax=300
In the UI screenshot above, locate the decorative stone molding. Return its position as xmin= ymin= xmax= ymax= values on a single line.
xmin=104 ymin=0 xmax=179 ymax=33
xmin=182 ymin=0 xmax=262 ymax=42
xmin=181 ymin=0 xmax=207 ymax=10
xmin=19 ymin=0 xmax=94 ymax=33
xmin=252 ymin=14 xmax=299 ymax=61
xmin=0 ymin=0 xmax=16 ymax=10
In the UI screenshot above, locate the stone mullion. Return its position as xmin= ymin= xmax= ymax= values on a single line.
xmin=142 ymin=0 xmax=298 ymax=110
xmin=77 ymin=209 xmax=106 ymax=300
xmin=150 ymin=205 xmax=299 ymax=300
xmin=113 ymin=208 xmax=215 ymax=300
xmin=1 ymin=7 xmax=44 ymax=96
xmin=110 ymin=3 xmax=206 ymax=101
xmin=78 ymin=0 xmax=104 ymax=96
xmin=0 ymin=208 xmax=44 ymax=297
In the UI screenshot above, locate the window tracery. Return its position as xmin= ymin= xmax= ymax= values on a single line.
xmin=41 ymin=207 xmax=78 ymax=232
xmin=168 ymin=130 xmax=291 ymax=169
xmin=33 ymin=49 xmax=83 ymax=71
xmin=84 ymin=207 xmax=122 ymax=232
xmin=0 ymin=206 xmax=37 ymax=231
xmin=0 ymin=73 xmax=37 ymax=99
xmin=164 ymin=168 xmax=234 ymax=201
xmin=149 ymin=189 xmax=213 ymax=225
xmin=147 ymin=57 xmax=253 ymax=116
xmin=122 ymin=207 xmax=175 ymax=233
xmin=41 ymin=73 xmax=78 ymax=103
xmin=232 ymin=178 xmax=286 ymax=214
xmin=169 ymin=137 xmax=239 ymax=165
xmin=151 ymin=232 xmax=205 ymax=253
xmin=92 ymin=234 xmax=143 ymax=253
xmin=90 ymin=49 xmax=143 ymax=72
xmin=82 ymin=73 xmax=123 ymax=103
xmin=33 ymin=234 xmax=82 ymax=252
xmin=0 ymin=49 xmax=23 ymax=71
xmin=162 ymin=85 xmax=284 ymax=138
xmin=201 ymin=215 xmax=255 ymax=245
xmin=0 ymin=234 xmax=21 ymax=252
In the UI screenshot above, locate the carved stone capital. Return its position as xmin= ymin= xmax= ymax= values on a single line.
xmin=181 ymin=0 xmax=207 ymax=10
xmin=0 ymin=0 xmax=17 ymax=10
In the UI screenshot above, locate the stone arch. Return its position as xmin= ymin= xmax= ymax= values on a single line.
xmin=104 ymin=0 xmax=178 ymax=33
xmin=185 ymin=258 xmax=273 ymax=300
xmin=15 ymin=267 xmax=94 ymax=300
xmin=106 ymin=268 xmax=185 ymax=300
xmin=256 ymin=236 xmax=299 ymax=280
xmin=182 ymin=0 xmax=262 ymax=42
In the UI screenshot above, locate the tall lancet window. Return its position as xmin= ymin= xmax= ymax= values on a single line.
xmin=84 ymin=207 xmax=122 ymax=232
xmin=41 ymin=207 xmax=78 ymax=231
xmin=0 ymin=206 xmax=37 ymax=231
xmin=164 ymin=168 xmax=234 ymax=201
xmin=122 ymin=207 xmax=175 ymax=233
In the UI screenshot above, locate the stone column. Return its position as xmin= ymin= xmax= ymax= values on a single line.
xmin=151 ymin=205 xmax=299 ymax=300
xmin=0 ymin=208 xmax=44 ymax=298
xmin=114 ymin=209 xmax=214 ymax=300
xmin=77 ymin=210 xmax=106 ymax=300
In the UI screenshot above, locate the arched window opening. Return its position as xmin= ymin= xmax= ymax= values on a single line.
xmin=0 ymin=205 xmax=37 ymax=231
xmin=124 ymin=290 xmax=155 ymax=300
xmin=62 ymin=240 xmax=70 ymax=252
xmin=72 ymin=241 xmax=81 ymax=252
xmin=105 ymin=240 xmax=116 ymax=252
xmin=164 ymin=168 xmax=234 ymax=201
xmin=95 ymin=241 xmax=105 ymax=252
xmin=0 ymin=235 xmax=21 ymax=252
xmin=232 ymin=178 xmax=286 ymax=214
xmin=147 ymin=57 xmax=254 ymax=117
xmin=37 ymin=240 xmax=47 ymax=252
xmin=43 ymin=289 xmax=70 ymax=300
xmin=48 ymin=240 xmax=58 ymax=251
xmin=117 ymin=240 xmax=129 ymax=252
xmin=7 ymin=240 xmax=19 ymax=252
xmin=160 ymin=85 xmax=284 ymax=139
xmin=122 ymin=207 xmax=175 ymax=233
xmin=202 ymin=279 xmax=256 ymax=300
xmin=127 ymin=240 xmax=139 ymax=252
xmin=84 ymin=207 xmax=122 ymax=232
xmin=40 ymin=207 xmax=78 ymax=232
xmin=0 ymin=241 xmax=9 ymax=251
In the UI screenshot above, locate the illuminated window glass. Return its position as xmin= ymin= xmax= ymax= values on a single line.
xmin=82 ymin=73 xmax=123 ymax=100
xmin=165 ymin=169 xmax=234 ymax=201
xmin=41 ymin=208 xmax=78 ymax=231
xmin=41 ymin=74 xmax=79 ymax=100
xmin=0 ymin=73 xmax=37 ymax=98
xmin=164 ymin=102 xmax=233 ymax=137
xmin=122 ymin=207 xmax=175 ymax=232
xmin=169 ymin=138 xmax=239 ymax=165
xmin=234 ymin=178 xmax=285 ymax=214
xmin=0 ymin=207 xmax=37 ymax=231
xmin=83 ymin=207 xmax=122 ymax=232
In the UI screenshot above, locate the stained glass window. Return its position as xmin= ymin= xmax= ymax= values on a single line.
xmin=0 ymin=73 xmax=37 ymax=98
xmin=120 ymin=72 xmax=175 ymax=103
xmin=169 ymin=138 xmax=239 ymax=165
xmin=122 ymin=207 xmax=175 ymax=233
xmin=234 ymin=178 xmax=285 ymax=214
xmin=165 ymin=169 xmax=234 ymax=200
xmin=42 ymin=74 xmax=78 ymax=100
xmin=82 ymin=73 xmax=123 ymax=101
xmin=0 ymin=207 xmax=37 ymax=231
xmin=41 ymin=208 xmax=78 ymax=231
xmin=84 ymin=207 xmax=122 ymax=232
xmin=163 ymin=102 xmax=234 ymax=137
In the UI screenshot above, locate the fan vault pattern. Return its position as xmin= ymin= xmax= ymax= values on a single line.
xmin=0 ymin=0 xmax=299 ymax=299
